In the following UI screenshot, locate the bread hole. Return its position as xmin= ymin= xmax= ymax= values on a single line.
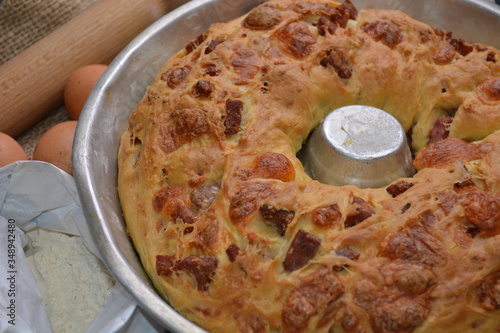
xmin=466 ymin=225 xmax=480 ymax=238
xmin=133 ymin=136 xmax=142 ymax=146
xmin=440 ymin=79 xmax=451 ymax=94
xmin=446 ymin=108 xmax=458 ymax=117
xmin=261 ymin=81 xmax=269 ymax=93
xmin=406 ymin=127 xmax=416 ymax=154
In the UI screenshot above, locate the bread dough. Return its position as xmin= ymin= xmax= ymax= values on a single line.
xmin=118 ymin=1 xmax=500 ymax=331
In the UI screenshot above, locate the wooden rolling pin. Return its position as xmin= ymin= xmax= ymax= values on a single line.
xmin=0 ymin=0 xmax=187 ymax=138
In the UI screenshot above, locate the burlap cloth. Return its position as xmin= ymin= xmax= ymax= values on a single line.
xmin=0 ymin=0 xmax=100 ymax=157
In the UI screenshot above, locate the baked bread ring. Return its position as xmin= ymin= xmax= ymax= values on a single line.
xmin=118 ymin=0 xmax=500 ymax=332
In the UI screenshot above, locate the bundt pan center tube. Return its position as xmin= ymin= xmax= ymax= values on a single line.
xmin=300 ymin=105 xmax=415 ymax=188
xmin=73 ymin=0 xmax=500 ymax=332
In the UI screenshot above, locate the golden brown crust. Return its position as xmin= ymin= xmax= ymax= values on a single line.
xmin=118 ymin=0 xmax=500 ymax=331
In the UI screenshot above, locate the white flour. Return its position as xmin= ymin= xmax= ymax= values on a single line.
xmin=25 ymin=228 xmax=115 ymax=333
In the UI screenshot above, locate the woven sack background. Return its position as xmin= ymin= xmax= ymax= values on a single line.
xmin=0 ymin=0 xmax=99 ymax=65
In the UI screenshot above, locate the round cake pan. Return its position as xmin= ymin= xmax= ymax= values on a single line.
xmin=72 ymin=0 xmax=500 ymax=331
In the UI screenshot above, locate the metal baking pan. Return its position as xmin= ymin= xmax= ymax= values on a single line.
xmin=72 ymin=0 xmax=500 ymax=331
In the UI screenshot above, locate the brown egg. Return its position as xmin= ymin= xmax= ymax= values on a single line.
xmin=0 ymin=132 xmax=28 ymax=167
xmin=64 ymin=64 xmax=108 ymax=120
xmin=32 ymin=121 xmax=78 ymax=175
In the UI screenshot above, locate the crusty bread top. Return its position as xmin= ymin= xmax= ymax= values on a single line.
xmin=118 ymin=0 xmax=500 ymax=332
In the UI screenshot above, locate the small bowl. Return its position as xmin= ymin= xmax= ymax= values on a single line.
xmin=301 ymin=105 xmax=415 ymax=188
